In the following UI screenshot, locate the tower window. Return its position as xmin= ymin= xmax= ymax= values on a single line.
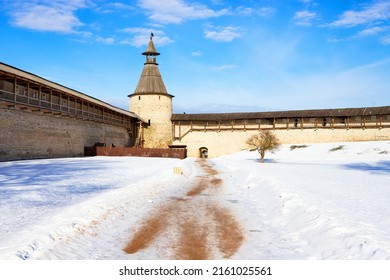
xmin=138 ymin=96 xmax=141 ymax=100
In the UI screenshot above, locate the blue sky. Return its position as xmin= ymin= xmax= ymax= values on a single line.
xmin=0 ymin=0 xmax=389 ymax=113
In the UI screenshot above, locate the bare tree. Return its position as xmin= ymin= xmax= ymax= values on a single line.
xmin=246 ymin=130 xmax=280 ymax=163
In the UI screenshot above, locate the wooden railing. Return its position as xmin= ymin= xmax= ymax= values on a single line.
xmin=0 ymin=88 xmax=132 ymax=129
xmin=173 ymin=116 xmax=389 ymax=140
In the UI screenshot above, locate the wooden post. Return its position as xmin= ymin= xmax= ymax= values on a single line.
xmin=50 ymin=89 xmax=53 ymax=110
xmin=13 ymin=77 xmax=17 ymax=102
xmin=286 ymin=118 xmax=289 ymax=129
xmin=301 ymin=117 xmax=304 ymax=129
xmin=66 ymin=94 xmax=69 ymax=113
xmin=26 ymin=81 xmax=30 ymax=105
xmin=38 ymin=84 xmax=41 ymax=108
xmin=13 ymin=77 xmax=17 ymax=94
xmin=273 ymin=118 xmax=276 ymax=130
xmin=60 ymin=92 xmax=62 ymax=111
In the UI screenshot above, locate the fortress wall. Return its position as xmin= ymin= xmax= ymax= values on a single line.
xmin=0 ymin=108 xmax=132 ymax=161
xmin=173 ymin=126 xmax=390 ymax=158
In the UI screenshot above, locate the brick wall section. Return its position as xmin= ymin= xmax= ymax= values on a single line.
xmin=86 ymin=146 xmax=187 ymax=159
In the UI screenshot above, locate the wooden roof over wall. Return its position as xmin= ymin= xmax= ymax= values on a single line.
xmin=0 ymin=62 xmax=142 ymax=120
xmin=172 ymin=106 xmax=390 ymax=121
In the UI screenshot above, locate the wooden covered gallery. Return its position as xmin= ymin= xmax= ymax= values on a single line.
xmin=0 ymin=62 xmax=140 ymax=130
xmin=172 ymin=107 xmax=390 ymax=139
xmin=0 ymin=62 xmax=143 ymax=160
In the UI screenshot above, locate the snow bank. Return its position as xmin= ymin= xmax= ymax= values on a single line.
xmin=0 ymin=156 xmax=196 ymax=259
xmin=213 ymin=141 xmax=390 ymax=259
xmin=0 ymin=141 xmax=389 ymax=260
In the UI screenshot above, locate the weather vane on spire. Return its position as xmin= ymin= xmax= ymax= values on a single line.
xmin=150 ymin=32 xmax=154 ymax=39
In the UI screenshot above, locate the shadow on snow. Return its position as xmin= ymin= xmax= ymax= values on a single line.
xmin=0 ymin=158 xmax=123 ymax=207
xmin=343 ymin=161 xmax=390 ymax=175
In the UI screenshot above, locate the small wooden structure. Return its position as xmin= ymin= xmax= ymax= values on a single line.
xmin=84 ymin=146 xmax=187 ymax=159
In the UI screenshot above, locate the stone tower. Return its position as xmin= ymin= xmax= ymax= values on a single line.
xmin=129 ymin=35 xmax=174 ymax=148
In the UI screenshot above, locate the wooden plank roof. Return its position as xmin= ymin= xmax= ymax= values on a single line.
xmin=172 ymin=106 xmax=390 ymax=121
xmin=130 ymin=64 xmax=172 ymax=97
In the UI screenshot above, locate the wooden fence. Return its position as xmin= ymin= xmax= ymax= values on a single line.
xmin=84 ymin=146 xmax=187 ymax=159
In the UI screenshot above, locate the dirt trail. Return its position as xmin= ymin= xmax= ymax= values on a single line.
xmin=123 ymin=159 xmax=244 ymax=260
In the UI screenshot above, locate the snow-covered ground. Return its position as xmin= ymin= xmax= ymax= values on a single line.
xmin=0 ymin=141 xmax=389 ymax=260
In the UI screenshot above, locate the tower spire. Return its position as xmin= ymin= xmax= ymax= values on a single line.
xmin=142 ymin=34 xmax=160 ymax=64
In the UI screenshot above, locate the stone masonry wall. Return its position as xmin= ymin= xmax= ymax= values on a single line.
xmin=173 ymin=126 xmax=390 ymax=158
xmin=130 ymin=94 xmax=173 ymax=148
xmin=0 ymin=108 xmax=132 ymax=161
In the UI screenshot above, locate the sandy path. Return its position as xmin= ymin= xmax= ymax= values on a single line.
xmin=123 ymin=159 xmax=244 ymax=259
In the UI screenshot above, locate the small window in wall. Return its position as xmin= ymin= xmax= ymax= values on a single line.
xmin=159 ymin=95 xmax=161 ymax=100
xmin=294 ymin=118 xmax=299 ymax=128
xmin=138 ymin=96 xmax=141 ymax=100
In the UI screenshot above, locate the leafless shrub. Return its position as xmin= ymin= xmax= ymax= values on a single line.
xmin=246 ymin=131 xmax=280 ymax=163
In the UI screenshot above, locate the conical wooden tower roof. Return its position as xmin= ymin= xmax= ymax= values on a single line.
xmin=130 ymin=36 xmax=173 ymax=97
xmin=142 ymin=36 xmax=160 ymax=56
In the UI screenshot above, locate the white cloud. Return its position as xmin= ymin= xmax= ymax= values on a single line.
xmin=293 ymin=10 xmax=317 ymax=26
xmin=137 ymin=0 xmax=229 ymax=24
xmin=380 ymin=35 xmax=390 ymax=44
xmin=236 ymin=6 xmax=276 ymax=18
xmin=121 ymin=27 xmax=173 ymax=47
xmin=7 ymin=0 xmax=88 ymax=33
xmin=212 ymin=64 xmax=237 ymax=71
xmin=258 ymin=7 xmax=277 ymax=18
xmin=329 ymin=1 xmax=390 ymax=27
xmin=357 ymin=26 xmax=386 ymax=37
xmin=204 ymin=26 xmax=242 ymax=42
xmin=191 ymin=51 xmax=203 ymax=57
xmin=326 ymin=2 xmax=390 ymax=45
xmin=94 ymin=2 xmax=136 ymax=14
xmin=236 ymin=6 xmax=255 ymax=16
xmin=96 ymin=37 xmax=115 ymax=45
xmin=109 ymin=2 xmax=136 ymax=11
